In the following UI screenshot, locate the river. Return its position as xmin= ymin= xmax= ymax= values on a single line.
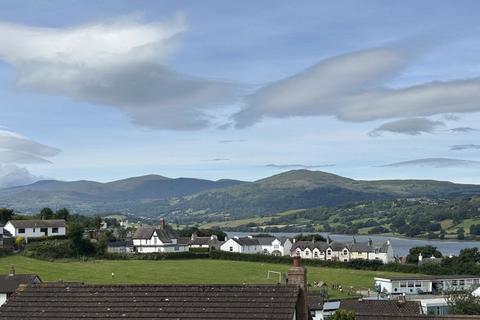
xmin=226 ymin=232 xmax=480 ymax=257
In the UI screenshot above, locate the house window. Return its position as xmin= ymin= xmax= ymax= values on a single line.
xmin=408 ymin=282 xmax=414 ymax=288
xmin=18 ymin=228 xmax=25 ymax=234
xmin=305 ymin=250 xmax=310 ymax=256
xmin=343 ymin=249 xmax=348 ymax=255
xmin=33 ymin=228 xmax=36 ymax=232
xmin=400 ymin=282 xmax=407 ymax=288
xmin=174 ymin=246 xmax=179 ymax=251
xmin=327 ymin=250 xmax=332 ymax=255
xmin=52 ymin=228 xmax=58 ymax=233
xmin=154 ymin=236 xmax=157 ymax=245
xmin=229 ymin=246 xmax=233 ymax=252
xmin=459 ymin=280 xmax=465 ymax=286
xmin=452 ymin=280 xmax=458 ymax=286
xmin=343 ymin=259 xmax=348 ymax=262
xmin=314 ymin=252 xmax=319 ymax=258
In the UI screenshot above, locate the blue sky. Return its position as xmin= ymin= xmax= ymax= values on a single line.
xmin=1 ymin=0 xmax=480 ymax=185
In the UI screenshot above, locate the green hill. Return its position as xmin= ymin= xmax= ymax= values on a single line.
xmin=1 ymin=170 xmax=480 ymax=221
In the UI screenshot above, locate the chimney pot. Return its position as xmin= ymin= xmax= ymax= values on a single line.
xmin=159 ymin=219 xmax=166 ymax=229
xmin=293 ymin=256 xmax=301 ymax=268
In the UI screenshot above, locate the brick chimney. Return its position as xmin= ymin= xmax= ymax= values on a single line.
xmin=159 ymin=219 xmax=166 ymax=229
xmin=288 ymin=257 xmax=309 ymax=320
xmin=288 ymin=256 xmax=307 ymax=291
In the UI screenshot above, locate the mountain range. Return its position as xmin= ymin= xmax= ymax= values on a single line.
xmin=1 ymin=170 xmax=480 ymax=222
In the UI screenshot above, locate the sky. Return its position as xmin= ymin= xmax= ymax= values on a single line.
xmin=1 ymin=0 xmax=480 ymax=186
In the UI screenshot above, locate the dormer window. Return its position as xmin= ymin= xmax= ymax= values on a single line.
xmin=343 ymin=249 xmax=348 ymax=255
xmin=327 ymin=249 xmax=332 ymax=255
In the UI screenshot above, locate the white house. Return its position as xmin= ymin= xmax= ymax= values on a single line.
xmin=257 ymin=237 xmax=293 ymax=256
xmin=0 ymin=268 xmax=41 ymax=305
xmin=132 ymin=220 xmax=188 ymax=253
xmin=220 ymin=236 xmax=292 ymax=255
xmin=220 ymin=236 xmax=261 ymax=254
xmin=4 ymin=219 xmax=66 ymax=239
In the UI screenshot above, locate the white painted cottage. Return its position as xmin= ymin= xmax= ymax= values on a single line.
xmin=132 ymin=220 xmax=188 ymax=253
xmin=4 ymin=219 xmax=66 ymax=240
xmin=220 ymin=236 xmax=292 ymax=256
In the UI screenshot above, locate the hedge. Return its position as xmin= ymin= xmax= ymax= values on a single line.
xmin=210 ymin=251 xmax=422 ymax=274
xmin=103 ymin=251 xmax=210 ymax=260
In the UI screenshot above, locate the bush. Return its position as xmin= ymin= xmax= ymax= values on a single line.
xmin=189 ymin=247 xmax=209 ymax=253
xmin=23 ymin=239 xmax=72 ymax=259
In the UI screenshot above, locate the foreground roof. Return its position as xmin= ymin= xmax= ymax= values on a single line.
xmin=7 ymin=219 xmax=65 ymax=228
xmin=339 ymin=299 xmax=421 ymax=315
xmin=0 ymin=283 xmax=300 ymax=319
xmin=0 ymin=274 xmax=41 ymax=293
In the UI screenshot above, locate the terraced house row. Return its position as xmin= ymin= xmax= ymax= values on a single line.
xmin=291 ymin=239 xmax=395 ymax=264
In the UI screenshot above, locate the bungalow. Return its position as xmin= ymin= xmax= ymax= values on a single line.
xmin=132 ymin=219 xmax=188 ymax=253
xmin=220 ymin=236 xmax=261 ymax=254
xmin=375 ymin=275 xmax=480 ymax=295
xmin=0 ymin=268 xmax=41 ymax=305
xmin=4 ymin=219 xmax=66 ymax=239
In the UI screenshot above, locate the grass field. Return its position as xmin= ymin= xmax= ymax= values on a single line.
xmin=0 ymin=255 xmax=410 ymax=299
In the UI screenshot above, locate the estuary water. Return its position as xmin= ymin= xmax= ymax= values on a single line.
xmin=226 ymin=232 xmax=480 ymax=257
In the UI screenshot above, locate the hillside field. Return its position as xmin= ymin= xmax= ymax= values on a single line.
xmin=0 ymin=255 xmax=410 ymax=299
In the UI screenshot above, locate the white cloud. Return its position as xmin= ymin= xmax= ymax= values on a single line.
xmin=450 ymin=144 xmax=480 ymax=151
xmin=234 ymin=48 xmax=480 ymax=128
xmin=0 ymin=164 xmax=42 ymax=188
xmin=380 ymin=158 xmax=480 ymax=168
xmin=0 ymin=15 xmax=237 ymax=130
xmin=0 ymin=129 xmax=60 ymax=157
xmin=265 ymin=164 xmax=335 ymax=169
xmin=369 ymin=118 xmax=445 ymax=136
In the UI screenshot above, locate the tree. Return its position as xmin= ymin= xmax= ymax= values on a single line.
xmin=330 ymin=309 xmax=356 ymax=320
xmin=407 ymin=246 xmax=442 ymax=263
xmin=457 ymin=227 xmax=465 ymax=240
xmin=54 ymin=208 xmax=70 ymax=220
xmin=0 ymin=208 xmax=14 ymax=224
xmin=39 ymin=207 xmax=54 ymax=220
xmin=447 ymin=291 xmax=480 ymax=315
xmin=68 ymin=223 xmax=95 ymax=256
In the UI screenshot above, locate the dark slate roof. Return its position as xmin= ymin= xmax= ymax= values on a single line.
xmin=339 ymin=299 xmax=421 ymax=315
xmin=132 ymin=226 xmax=178 ymax=243
xmin=0 ymin=283 xmax=300 ymax=319
xmin=7 ymin=219 xmax=65 ymax=228
xmin=329 ymin=241 xmax=349 ymax=251
xmin=189 ymin=237 xmax=211 ymax=246
xmin=306 ymin=294 xmax=324 ymax=311
xmin=291 ymin=241 xmax=329 ymax=252
xmin=255 ymin=237 xmax=276 ymax=245
xmin=177 ymin=237 xmax=191 ymax=245
xmin=0 ymin=274 xmax=41 ymax=293
xmin=349 ymin=242 xmax=374 ymax=253
xmin=233 ymin=237 xmax=260 ymax=246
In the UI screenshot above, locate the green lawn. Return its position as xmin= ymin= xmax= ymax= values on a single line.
xmin=0 ymin=255 xmax=409 ymax=299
